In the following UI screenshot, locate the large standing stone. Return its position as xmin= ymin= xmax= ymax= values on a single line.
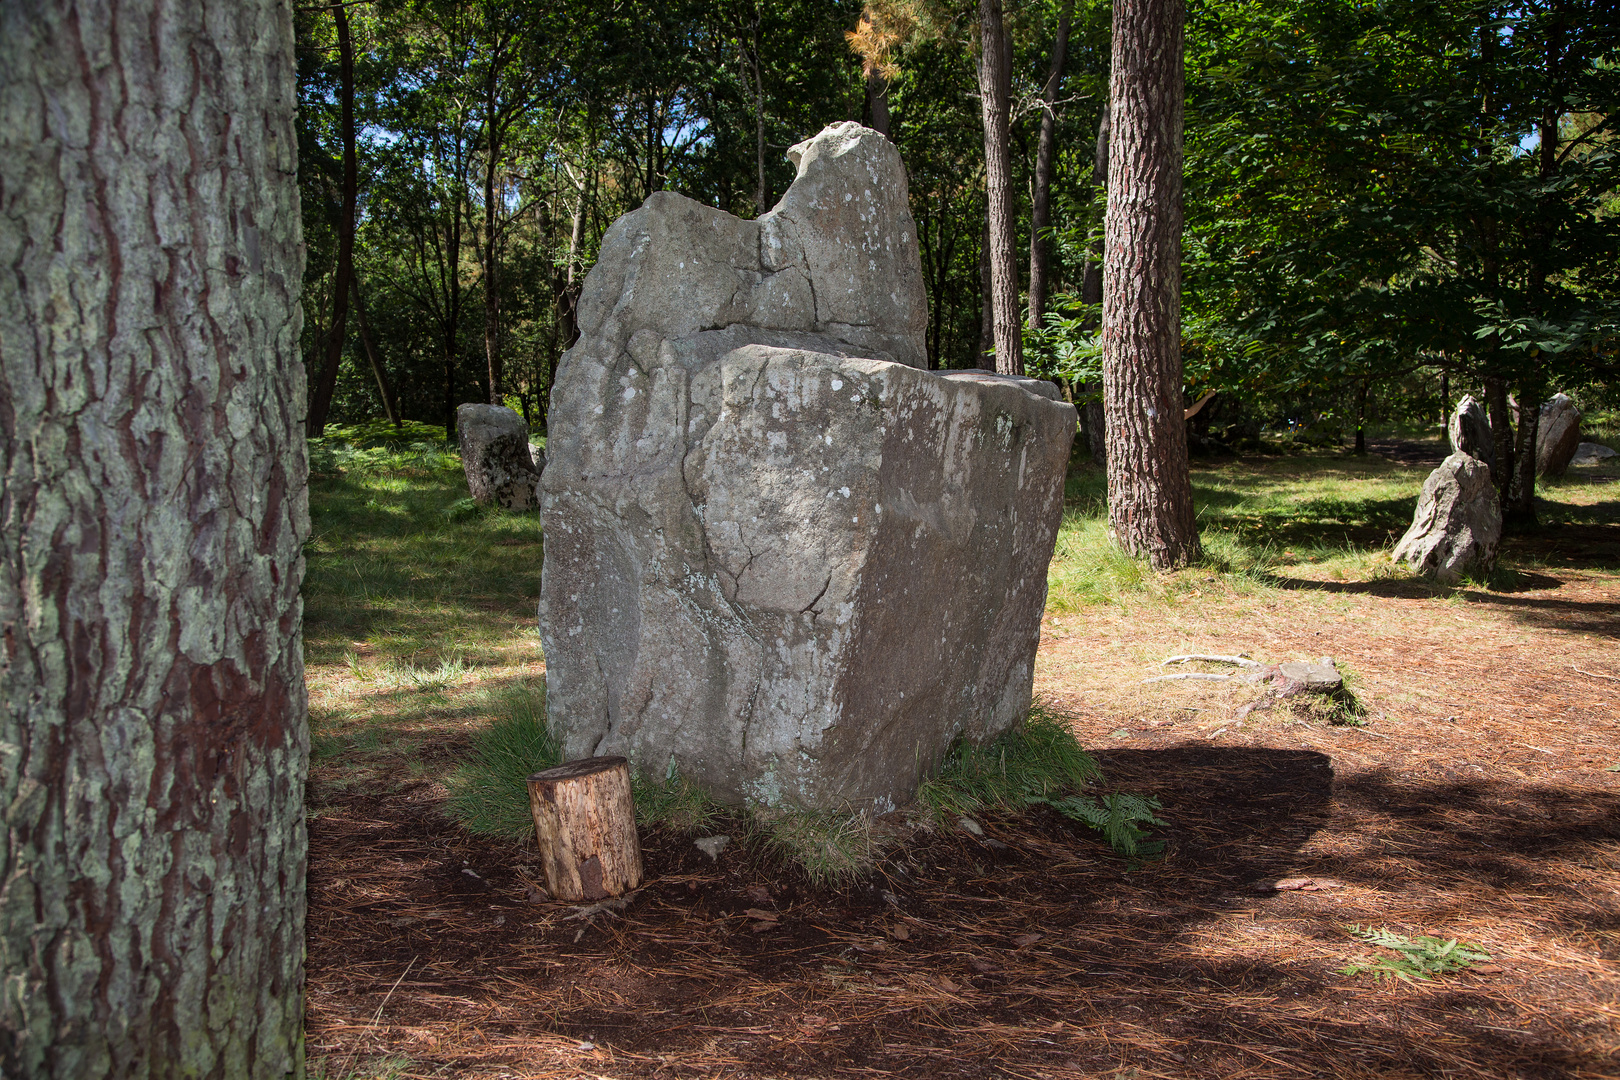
xmin=1536 ymin=393 xmax=1582 ymax=477
xmin=539 ymin=123 xmax=1076 ymax=812
xmin=457 ymin=403 xmax=541 ymax=510
xmin=1392 ymin=452 xmax=1501 ymax=585
xmin=1448 ymin=394 xmax=1493 ymax=463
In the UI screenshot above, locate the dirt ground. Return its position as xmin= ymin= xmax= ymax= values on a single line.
xmin=305 ymin=514 xmax=1620 ymax=1079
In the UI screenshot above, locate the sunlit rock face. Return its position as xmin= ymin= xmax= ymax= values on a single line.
xmin=1393 ymin=452 xmax=1501 ymax=585
xmin=457 ymin=403 xmax=541 ymax=510
xmin=539 ymin=123 xmax=1076 ymax=811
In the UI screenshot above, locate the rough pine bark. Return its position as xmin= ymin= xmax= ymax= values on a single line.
xmin=1102 ymin=0 xmax=1201 ymax=567
xmin=0 ymin=2 xmax=308 ymax=1076
xmin=977 ymin=0 xmax=1022 ymax=375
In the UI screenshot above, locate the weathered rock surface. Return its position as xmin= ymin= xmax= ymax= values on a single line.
xmin=539 ymin=123 xmax=1076 ymax=812
xmin=457 ymin=403 xmax=541 ymax=510
xmin=1571 ymin=441 xmax=1618 ymax=467
xmin=1536 ymin=393 xmax=1583 ymax=477
xmin=1449 ymin=394 xmax=1493 ymax=462
xmin=1392 ymin=452 xmax=1501 ymax=584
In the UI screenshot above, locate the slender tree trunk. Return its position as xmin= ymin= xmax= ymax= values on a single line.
xmin=1354 ymin=378 xmax=1369 ymax=455
xmin=0 ymin=2 xmax=308 ymax=1075
xmin=352 ymin=277 xmax=401 ymax=428
xmin=1485 ymin=375 xmax=1513 ymax=493
xmin=978 ymin=0 xmax=1023 ymax=375
xmin=978 ymin=213 xmax=995 ymax=366
xmin=307 ymin=1 xmax=359 ymax=436
xmin=482 ymin=51 xmax=504 ymax=405
xmin=1103 ymin=0 xmax=1200 ymax=568
xmin=867 ymin=71 xmax=892 ymax=139
xmin=748 ymin=8 xmax=769 ymax=215
xmin=1081 ymin=107 xmax=1111 ymax=464
xmin=1507 ymin=385 xmax=1542 ymax=525
xmin=1028 ymin=0 xmax=1074 ymax=332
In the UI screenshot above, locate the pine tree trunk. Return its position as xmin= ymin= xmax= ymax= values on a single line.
xmin=1507 ymin=385 xmax=1541 ymax=526
xmin=1081 ymin=107 xmax=1110 ymax=465
xmin=978 ymin=0 xmax=1023 ymax=375
xmin=867 ymin=71 xmax=892 ymax=139
xmin=307 ymin=1 xmax=358 ymax=436
xmin=1027 ymin=0 xmax=1074 ymax=332
xmin=1102 ymin=0 xmax=1200 ymax=568
xmin=1485 ymin=375 xmax=1514 ymax=494
xmin=0 ymin=2 xmax=308 ymax=1075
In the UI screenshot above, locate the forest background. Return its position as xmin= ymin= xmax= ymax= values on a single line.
xmin=295 ymin=0 xmax=1619 ymax=472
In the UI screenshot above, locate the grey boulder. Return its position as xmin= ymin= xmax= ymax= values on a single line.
xmin=1448 ymin=394 xmax=1493 ymax=463
xmin=1571 ymin=441 xmax=1618 ymax=467
xmin=1536 ymin=393 xmax=1582 ymax=477
xmin=457 ymin=403 xmax=541 ymax=510
xmin=1392 ymin=452 xmax=1501 ymax=585
xmin=539 ymin=123 xmax=1075 ymax=812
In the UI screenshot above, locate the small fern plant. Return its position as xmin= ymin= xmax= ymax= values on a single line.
xmin=1339 ymin=924 xmax=1492 ymax=984
xmin=1036 ymin=792 xmax=1167 ymax=860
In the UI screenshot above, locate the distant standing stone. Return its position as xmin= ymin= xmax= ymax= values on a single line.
xmin=1448 ymin=394 xmax=1493 ymax=463
xmin=1536 ymin=393 xmax=1583 ymax=477
xmin=1392 ymin=452 xmax=1501 ymax=585
xmin=457 ymin=403 xmax=541 ymax=510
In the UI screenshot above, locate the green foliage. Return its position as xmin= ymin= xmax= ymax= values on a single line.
xmin=1037 ymin=792 xmax=1168 ymax=859
xmin=918 ymin=705 xmax=1104 ymax=819
xmin=1339 ymin=924 xmax=1493 ymax=984
xmin=444 ymin=687 xmax=561 ymax=841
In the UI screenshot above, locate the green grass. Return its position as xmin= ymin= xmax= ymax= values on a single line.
xmin=918 ymin=704 xmax=1104 ymax=820
xmin=443 ymin=683 xmax=560 ymax=840
xmin=1049 ymin=444 xmax=1620 ymax=608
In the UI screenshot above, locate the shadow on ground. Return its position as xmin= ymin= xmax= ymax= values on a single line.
xmin=305 ymin=744 xmax=1620 ymax=1078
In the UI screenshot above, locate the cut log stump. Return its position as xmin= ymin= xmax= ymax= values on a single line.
xmin=527 ymin=756 xmax=643 ymax=902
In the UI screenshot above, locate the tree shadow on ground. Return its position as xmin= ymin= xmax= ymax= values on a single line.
xmin=305 ymin=744 xmax=1619 ymax=1078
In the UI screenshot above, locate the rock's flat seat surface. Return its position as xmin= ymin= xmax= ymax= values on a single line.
xmin=538 ymin=124 xmax=1076 ymax=811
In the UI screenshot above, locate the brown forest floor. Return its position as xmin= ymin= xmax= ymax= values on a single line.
xmin=304 ymin=466 xmax=1620 ymax=1080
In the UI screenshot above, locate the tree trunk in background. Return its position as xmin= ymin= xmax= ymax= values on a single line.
xmin=1027 ymin=0 xmax=1074 ymax=332
xmin=1354 ymin=378 xmax=1369 ymax=454
xmin=978 ymin=0 xmax=1022 ymax=375
xmin=1485 ymin=375 xmax=1513 ymax=494
xmin=482 ymin=48 xmax=506 ymax=406
xmin=1103 ymin=0 xmax=1200 ymax=568
xmin=1081 ymin=107 xmax=1111 ymax=464
xmin=352 ymin=277 xmax=402 ymax=428
xmin=307 ymin=1 xmax=359 ymax=435
xmin=978 ymin=213 xmax=994 ymax=366
xmin=867 ymin=71 xmax=891 ymax=139
xmin=1507 ymin=384 xmax=1541 ymax=526
xmin=0 ymin=2 xmax=308 ymax=1075
xmin=747 ymin=8 xmax=769 ymax=215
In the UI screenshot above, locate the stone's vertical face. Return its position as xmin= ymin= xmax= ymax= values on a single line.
xmin=1535 ymin=393 xmax=1582 ymax=478
xmin=457 ymin=403 xmax=541 ymax=510
xmin=1393 ymin=453 xmax=1502 ymax=584
xmin=1449 ymin=395 xmax=1494 ymax=464
xmin=541 ymin=124 xmax=1076 ymax=812
xmin=0 ymin=1 xmax=307 ymax=1075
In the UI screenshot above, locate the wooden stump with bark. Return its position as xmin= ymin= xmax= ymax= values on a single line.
xmin=528 ymin=757 xmax=643 ymax=902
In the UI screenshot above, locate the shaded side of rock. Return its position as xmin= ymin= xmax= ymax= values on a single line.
xmin=1536 ymin=393 xmax=1582 ymax=477
xmin=1392 ymin=452 xmax=1501 ymax=584
xmin=1448 ymin=394 xmax=1493 ymax=463
xmin=457 ymin=403 xmax=540 ymax=510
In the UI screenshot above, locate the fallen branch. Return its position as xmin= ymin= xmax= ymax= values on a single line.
xmin=1142 ymin=673 xmax=1237 ymax=683
xmin=1162 ymin=654 xmax=1262 ymax=669
xmin=1572 ymin=665 xmax=1620 ymax=682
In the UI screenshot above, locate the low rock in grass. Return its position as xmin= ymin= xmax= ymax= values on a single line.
xmin=1571 ymin=441 xmax=1617 ymax=467
xmin=1536 ymin=393 xmax=1583 ymax=477
xmin=457 ymin=403 xmax=541 ymax=510
xmin=1393 ymin=452 xmax=1501 ymax=585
